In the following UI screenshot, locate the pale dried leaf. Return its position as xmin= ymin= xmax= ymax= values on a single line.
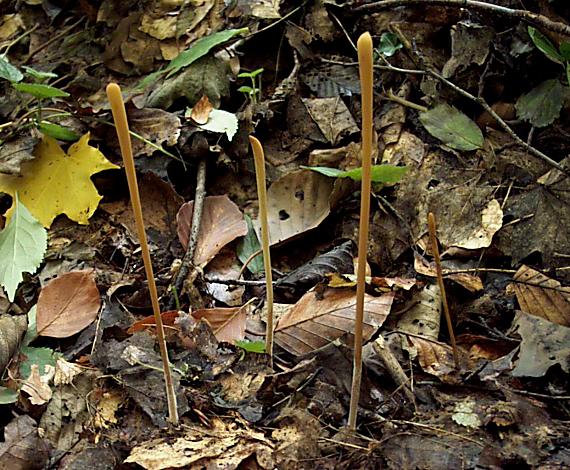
xmin=21 ymin=363 xmax=54 ymax=405
xmin=192 ymin=305 xmax=248 ymax=344
xmin=266 ymin=170 xmax=334 ymax=246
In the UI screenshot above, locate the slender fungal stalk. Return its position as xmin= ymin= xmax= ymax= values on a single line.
xmin=428 ymin=212 xmax=459 ymax=369
xmin=348 ymin=32 xmax=374 ymax=431
xmin=249 ymin=136 xmax=274 ymax=366
xmin=106 ymin=83 xmax=179 ymax=424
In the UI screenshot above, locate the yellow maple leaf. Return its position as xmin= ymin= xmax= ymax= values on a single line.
xmin=0 ymin=133 xmax=119 ymax=228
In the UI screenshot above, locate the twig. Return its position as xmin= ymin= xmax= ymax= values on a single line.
xmin=372 ymin=336 xmax=417 ymax=408
xmin=386 ymin=89 xmax=428 ymax=112
xmin=204 ymin=276 xmax=278 ymax=287
xmin=106 ymin=83 xmax=178 ymax=424
xmin=168 ymin=156 xmax=207 ymax=310
xmin=249 ymin=136 xmax=274 ymax=366
xmin=348 ymin=32 xmax=374 ymax=432
xmin=428 ymin=213 xmax=459 ymax=369
xmin=320 ymin=57 xmax=426 ymax=75
xmin=352 ymin=0 xmax=570 ymax=37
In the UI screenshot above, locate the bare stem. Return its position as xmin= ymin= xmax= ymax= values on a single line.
xmin=348 ymin=32 xmax=374 ymax=431
xmin=427 ymin=212 xmax=459 ymax=369
xmin=106 ymin=83 xmax=179 ymax=424
xmin=249 ymin=136 xmax=274 ymax=366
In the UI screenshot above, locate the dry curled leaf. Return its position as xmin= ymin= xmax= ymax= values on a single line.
xmin=177 ymin=195 xmax=248 ymax=267
xmin=189 ymin=95 xmax=213 ymax=125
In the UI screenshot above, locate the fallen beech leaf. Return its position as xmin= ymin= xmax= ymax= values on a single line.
xmin=266 ymin=170 xmax=334 ymax=245
xmin=36 ymin=269 xmax=101 ymax=338
xmin=189 ymin=95 xmax=213 ymax=125
xmin=275 ymin=287 xmax=394 ymax=356
xmin=191 ymin=306 xmax=247 ymax=344
xmin=204 ymin=250 xmax=244 ymax=306
xmin=509 ymin=265 xmax=570 ymax=327
xmin=177 ymin=195 xmax=248 ymax=267
xmin=451 ymin=198 xmax=503 ymax=250
xmin=0 ymin=133 xmax=119 ymax=227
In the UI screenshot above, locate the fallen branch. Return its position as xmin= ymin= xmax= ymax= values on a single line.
xmin=352 ymin=0 xmax=570 ymax=37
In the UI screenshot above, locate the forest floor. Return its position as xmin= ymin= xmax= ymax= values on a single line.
xmin=1 ymin=0 xmax=570 ymax=469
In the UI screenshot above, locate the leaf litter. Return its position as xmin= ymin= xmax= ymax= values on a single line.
xmin=1 ymin=1 xmax=570 ymax=468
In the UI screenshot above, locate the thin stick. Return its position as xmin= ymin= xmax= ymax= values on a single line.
xmin=427 ymin=212 xmax=459 ymax=369
xmin=249 ymin=136 xmax=274 ymax=366
xmin=348 ymin=32 xmax=374 ymax=431
xmin=106 ymin=83 xmax=179 ymax=424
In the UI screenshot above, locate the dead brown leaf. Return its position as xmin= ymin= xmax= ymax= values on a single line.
xmin=192 ymin=305 xmax=248 ymax=344
xmin=509 ymin=265 xmax=570 ymax=326
xmin=189 ymin=95 xmax=213 ymax=125
xmin=0 ymin=415 xmax=50 ymax=470
xmin=36 ymin=269 xmax=101 ymax=338
xmin=275 ymin=287 xmax=394 ymax=356
xmin=177 ymin=195 xmax=248 ymax=267
xmin=414 ymin=253 xmax=483 ymax=292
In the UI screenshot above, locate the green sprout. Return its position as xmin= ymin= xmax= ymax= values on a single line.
xmin=238 ymin=68 xmax=264 ymax=104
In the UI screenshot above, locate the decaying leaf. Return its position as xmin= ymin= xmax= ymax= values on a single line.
xmin=204 ymin=250 xmax=245 ymax=306
xmin=419 ymin=103 xmax=484 ymax=151
xmin=20 ymin=363 xmax=55 ymax=405
xmin=414 ymin=253 xmax=483 ymax=293
xmin=398 ymin=283 xmax=441 ymax=341
xmin=511 ymin=311 xmax=570 ymax=377
xmin=125 ymin=417 xmax=273 ymax=470
xmin=266 ymin=170 xmax=334 ymax=246
xmin=177 ymin=195 xmax=248 ymax=267
xmin=0 ymin=134 xmax=119 ymax=228
xmin=450 ymin=198 xmax=503 ymax=250
xmin=36 ymin=270 xmax=101 ymax=338
xmin=275 ymin=287 xmax=394 ymax=356
xmin=0 ymin=415 xmax=50 ymax=470
xmin=516 ymin=79 xmax=564 ymax=128
xmin=126 ymin=108 xmax=181 ymax=157
xmin=192 ymin=305 xmax=249 ymax=344
xmin=406 ymin=335 xmax=466 ymax=383
xmin=302 ymin=97 xmax=359 ymax=145
xmin=0 ymin=135 xmax=38 ymax=176
xmin=509 ymin=265 xmax=570 ymax=327
xmin=0 ymin=315 xmax=27 ymax=372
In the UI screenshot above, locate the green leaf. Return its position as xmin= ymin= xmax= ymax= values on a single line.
xmin=235 ymin=340 xmax=265 ymax=354
xmin=237 ymin=215 xmax=264 ymax=274
xmin=515 ymin=79 xmax=564 ymax=128
xmin=166 ymin=27 xmax=248 ymax=78
xmin=419 ymin=104 xmax=484 ymax=151
xmin=238 ymin=68 xmax=264 ymax=79
xmin=238 ymin=86 xmax=255 ymax=94
xmin=528 ymin=26 xmax=564 ymax=64
xmin=135 ymin=67 xmax=167 ymax=91
xmin=12 ymin=82 xmax=69 ymax=99
xmin=38 ymin=122 xmax=80 ymax=141
xmin=22 ymin=305 xmax=37 ymax=347
xmin=0 ymin=387 xmax=18 ymax=404
xmin=185 ymin=107 xmax=238 ymax=141
xmin=560 ymin=43 xmax=570 ymax=61
xmin=22 ymin=66 xmax=58 ymax=81
xmin=302 ymin=164 xmax=408 ymax=184
xmin=378 ymin=32 xmax=403 ymax=57
xmin=19 ymin=346 xmax=59 ymax=380
xmin=0 ymin=195 xmax=48 ymax=301
xmin=0 ymin=55 xmax=23 ymax=82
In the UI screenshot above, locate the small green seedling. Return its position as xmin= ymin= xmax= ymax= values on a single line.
xmin=236 ymin=340 xmax=266 ymax=360
xmin=528 ymin=26 xmax=570 ymax=86
xmin=238 ymin=68 xmax=264 ymax=104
